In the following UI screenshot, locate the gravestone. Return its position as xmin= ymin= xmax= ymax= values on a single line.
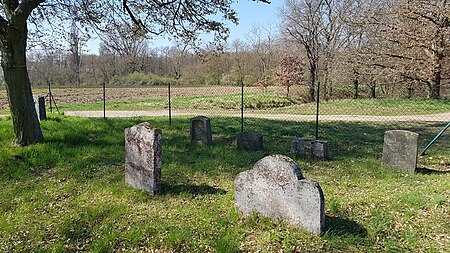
xmin=124 ymin=122 xmax=162 ymax=195
xmin=382 ymin=130 xmax=418 ymax=173
xmin=33 ymin=95 xmax=46 ymax=121
xmin=235 ymin=155 xmax=325 ymax=234
xmin=237 ymin=132 xmax=263 ymax=151
xmin=292 ymin=139 xmax=329 ymax=160
xmin=190 ymin=116 xmax=212 ymax=146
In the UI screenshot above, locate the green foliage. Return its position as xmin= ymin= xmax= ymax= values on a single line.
xmin=171 ymin=93 xmax=301 ymax=110
xmin=111 ymin=72 xmax=177 ymax=86
xmin=57 ymin=92 xmax=302 ymax=112
xmin=0 ymin=116 xmax=448 ymax=252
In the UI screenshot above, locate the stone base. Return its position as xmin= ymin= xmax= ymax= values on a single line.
xmin=237 ymin=132 xmax=263 ymax=151
xmin=291 ymin=139 xmax=329 ymax=160
xmin=125 ymin=166 xmax=159 ymax=195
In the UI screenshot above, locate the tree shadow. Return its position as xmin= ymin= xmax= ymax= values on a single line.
xmin=416 ymin=167 xmax=450 ymax=175
xmin=323 ymin=215 xmax=367 ymax=237
xmin=159 ymin=183 xmax=227 ymax=196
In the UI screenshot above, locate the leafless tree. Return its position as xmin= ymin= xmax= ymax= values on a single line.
xmin=281 ymin=0 xmax=322 ymax=101
xmin=0 ymin=0 xmax=270 ymax=145
xmin=366 ymin=0 xmax=449 ymax=99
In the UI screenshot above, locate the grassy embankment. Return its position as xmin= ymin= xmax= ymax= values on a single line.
xmin=0 ymin=115 xmax=448 ymax=252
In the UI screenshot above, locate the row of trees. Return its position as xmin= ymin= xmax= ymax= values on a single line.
xmin=0 ymin=0 xmax=448 ymax=145
xmin=280 ymin=0 xmax=449 ymax=101
xmin=0 ymin=0 xmax=270 ymax=146
xmin=22 ymin=0 xmax=449 ymax=103
xmin=24 ymin=24 xmax=279 ymax=88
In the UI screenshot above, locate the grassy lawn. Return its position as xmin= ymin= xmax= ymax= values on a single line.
xmin=54 ymin=94 xmax=450 ymax=116
xmin=2 ymin=89 xmax=450 ymax=117
xmin=0 ymin=115 xmax=448 ymax=252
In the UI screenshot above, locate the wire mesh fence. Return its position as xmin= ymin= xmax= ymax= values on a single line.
xmin=0 ymin=84 xmax=448 ymax=170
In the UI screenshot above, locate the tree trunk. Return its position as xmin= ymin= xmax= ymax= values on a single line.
xmin=429 ymin=63 xmax=441 ymax=99
xmin=353 ymin=69 xmax=359 ymax=99
xmin=308 ymin=66 xmax=316 ymax=102
xmin=0 ymin=21 xmax=43 ymax=146
xmin=406 ymin=83 xmax=414 ymax=99
xmin=370 ymin=80 xmax=377 ymax=99
xmin=353 ymin=78 xmax=359 ymax=99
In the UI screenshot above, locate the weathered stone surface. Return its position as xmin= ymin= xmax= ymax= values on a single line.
xmin=125 ymin=122 xmax=162 ymax=195
xmin=292 ymin=139 xmax=329 ymax=160
xmin=235 ymin=155 xmax=325 ymax=234
xmin=190 ymin=116 xmax=212 ymax=146
xmin=382 ymin=130 xmax=418 ymax=173
xmin=33 ymin=95 xmax=46 ymax=121
xmin=237 ymin=132 xmax=263 ymax=151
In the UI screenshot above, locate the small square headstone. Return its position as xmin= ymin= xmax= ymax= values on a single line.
xmin=237 ymin=132 xmax=263 ymax=151
xmin=125 ymin=122 xmax=162 ymax=195
xmin=382 ymin=130 xmax=418 ymax=173
xmin=292 ymin=139 xmax=329 ymax=160
xmin=190 ymin=116 xmax=212 ymax=146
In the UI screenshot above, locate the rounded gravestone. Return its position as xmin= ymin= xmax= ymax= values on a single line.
xmin=234 ymin=155 xmax=325 ymax=234
xmin=190 ymin=116 xmax=212 ymax=146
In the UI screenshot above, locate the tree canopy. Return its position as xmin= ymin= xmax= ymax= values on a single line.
xmin=0 ymin=0 xmax=270 ymax=146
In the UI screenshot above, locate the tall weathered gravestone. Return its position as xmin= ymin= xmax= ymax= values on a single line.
xmin=33 ymin=95 xmax=46 ymax=121
xmin=190 ymin=116 xmax=212 ymax=146
xmin=292 ymin=139 xmax=329 ymax=160
xmin=237 ymin=132 xmax=263 ymax=151
xmin=125 ymin=122 xmax=162 ymax=195
xmin=235 ymin=155 xmax=325 ymax=234
xmin=382 ymin=130 xmax=418 ymax=173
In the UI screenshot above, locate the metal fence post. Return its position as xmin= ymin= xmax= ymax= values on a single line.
xmin=168 ymin=82 xmax=172 ymax=126
xmin=241 ymin=81 xmax=244 ymax=133
xmin=48 ymin=83 xmax=53 ymax=113
xmin=103 ymin=83 xmax=106 ymax=120
xmin=420 ymin=122 xmax=450 ymax=155
xmin=315 ymin=81 xmax=320 ymax=140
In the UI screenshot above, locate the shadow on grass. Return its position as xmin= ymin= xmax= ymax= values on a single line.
xmin=159 ymin=183 xmax=227 ymax=196
xmin=323 ymin=215 xmax=367 ymax=237
xmin=416 ymin=167 xmax=450 ymax=175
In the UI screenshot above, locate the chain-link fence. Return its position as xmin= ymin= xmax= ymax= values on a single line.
xmin=0 ymin=84 xmax=448 ymax=170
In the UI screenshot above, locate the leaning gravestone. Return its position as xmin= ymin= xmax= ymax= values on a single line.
xmin=33 ymin=95 xmax=46 ymax=121
xmin=237 ymin=132 xmax=263 ymax=151
xmin=235 ymin=155 xmax=325 ymax=234
xmin=190 ymin=116 xmax=212 ymax=146
xmin=124 ymin=122 xmax=162 ymax=195
xmin=292 ymin=139 xmax=329 ymax=160
xmin=382 ymin=130 xmax=418 ymax=173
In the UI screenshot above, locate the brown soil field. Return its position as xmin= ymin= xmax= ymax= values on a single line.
xmin=0 ymin=86 xmax=265 ymax=110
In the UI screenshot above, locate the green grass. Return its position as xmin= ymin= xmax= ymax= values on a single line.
xmin=3 ymin=90 xmax=450 ymax=117
xmin=0 ymin=116 xmax=449 ymax=252
xmin=56 ymin=93 xmax=300 ymax=112
xmin=275 ymin=98 xmax=450 ymax=116
xmin=54 ymin=94 xmax=450 ymax=117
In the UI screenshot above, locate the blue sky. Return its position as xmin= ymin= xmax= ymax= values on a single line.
xmin=85 ymin=0 xmax=284 ymax=53
xmin=220 ymin=0 xmax=283 ymax=42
